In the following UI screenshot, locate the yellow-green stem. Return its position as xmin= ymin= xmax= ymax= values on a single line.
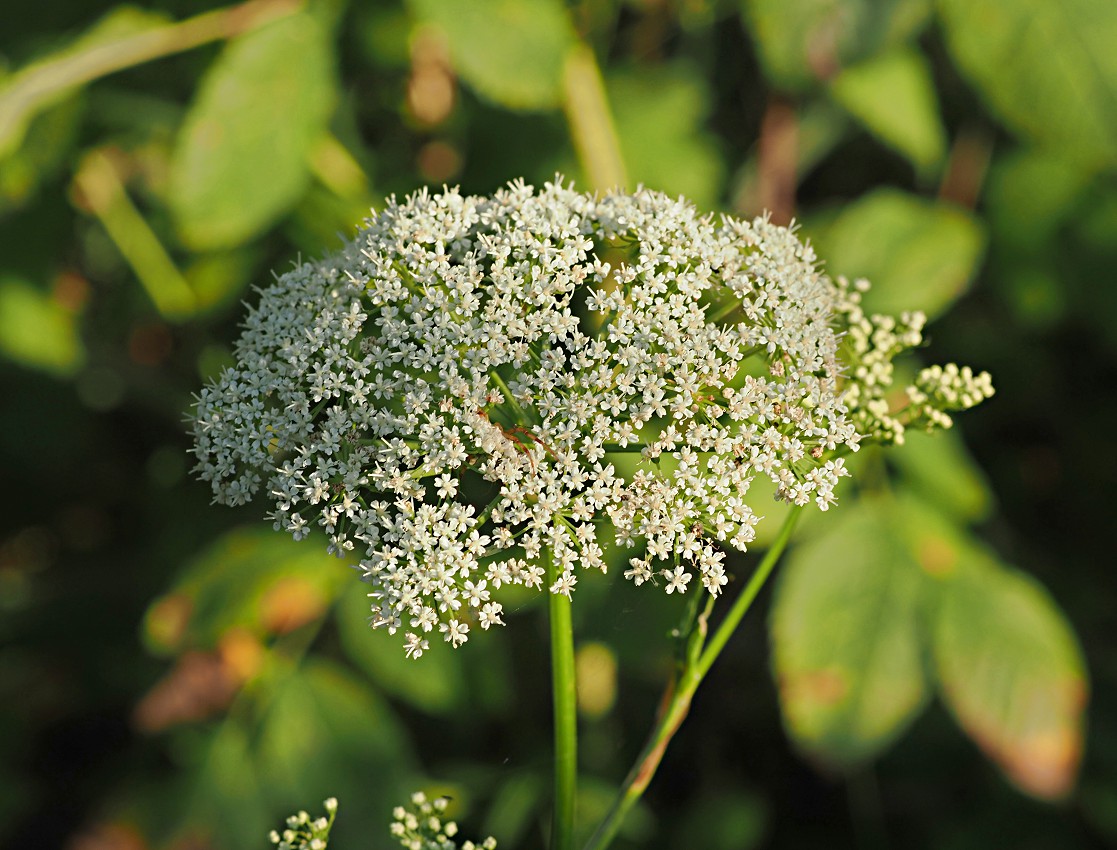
xmin=581 ymin=508 xmax=802 ymax=850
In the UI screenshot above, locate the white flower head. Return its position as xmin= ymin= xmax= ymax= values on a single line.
xmin=192 ymin=178 xmax=991 ymax=656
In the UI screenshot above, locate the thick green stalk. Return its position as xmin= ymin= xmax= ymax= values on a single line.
xmin=582 ymin=508 xmax=802 ymax=850
xmin=547 ymin=550 xmax=579 ymax=850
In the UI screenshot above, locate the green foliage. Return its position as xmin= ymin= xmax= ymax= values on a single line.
xmin=169 ymin=12 xmax=337 ymax=249
xmin=934 ymin=548 xmax=1087 ymax=800
xmin=740 ymin=0 xmax=932 ymax=90
xmin=772 ymin=491 xmax=1087 ymax=799
xmin=409 ymin=0 xmax=575 ymax=110
xmin=810 ymin=188 xmax=985 ymax=320
xmin=772 ymin=496 xmax=931 ymax=765
xmin=829 ymin=47 xmax=946 ymax=173
xmin=0 ymin=276 xmax=84 ymax=374
xmin=937 ymin=0 xmax=1117 ymax=168
xmin=607 ymin=63 xmax=725 ymax=207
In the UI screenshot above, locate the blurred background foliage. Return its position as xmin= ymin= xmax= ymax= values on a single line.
xmin=1 ymin=0 xmax=1115 ymax=848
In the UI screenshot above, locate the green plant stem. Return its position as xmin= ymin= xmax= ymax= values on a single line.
xmin=547 ymin=550 xmax=578 ymax=850
xmin=581 ymin=507 xmax=803 ymax=850
xmin=0 ymin=0 xmax=303 ymax=157
xmin=562 ymin=42 xmax=627 ymax=192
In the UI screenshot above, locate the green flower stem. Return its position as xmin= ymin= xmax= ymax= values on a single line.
xmin=547 ymin=549 xmax=579 ymax=850
xmin=0 ymin=0 xmax=303 ymax=158
xmin=582 ymin=507 xmax=803 ymax=850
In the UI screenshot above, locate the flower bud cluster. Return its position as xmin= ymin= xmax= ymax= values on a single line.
xmin=833 ymin=276 xmax=993 ymax=444
xmin=269 ymin=797 xmax=337 ymax=850
xmin=192 ymin=179 xmax=991 ymax=655
xmin=390 ymin=793 xmax=496 ymax=850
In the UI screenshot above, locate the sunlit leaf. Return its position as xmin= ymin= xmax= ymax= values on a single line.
xmin=607 ymin=64 xmax=725 ymax=208
xmin=0 ymin=276 xmax=84 ymax=375
xmin=934 ymin=550 xmax=1087 ymax=799
xmin=829 ymin=47 xmax=946 ymax=173
xmin=169 ymin=12 xmax=336 ymax=249
xmin=409 ymin=0 xmax=575 ymax=110
xmin=771 ymin=498 xmax=931 ymax=765
xmin=809 ymin=188 xmax=985 ymax=320
xmin=143 ymin=527 xmax=347 ymax=653
xmin=937 ymin=0 xmax=1117 ymax=168
xmin=739 ymin=0 xmax=932 ymax=90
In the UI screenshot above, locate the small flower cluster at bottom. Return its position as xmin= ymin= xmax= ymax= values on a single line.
xmin=391 ymin=792 xmax=497 ymax=850
xmin=268 ymin=795 xmax=497 ymax=850
xmin=269 ymin=797 xmax=337 ymax=850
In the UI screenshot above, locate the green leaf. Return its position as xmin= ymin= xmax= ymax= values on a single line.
xmin=0 ymin=276 xmax=85 ymax=375
xmin=890 ymin=429 xmax=993 ymax=522
xmin=143 ymin=527 xmax=347 ymax=652
xmin=809 ymin=188 xmax=985 ymax=320
xmin=335 ymin=583 xmax=467 ymax=714
xmin=771 ymin=498 xmax=931 ymax=765
xmin=168 ymin=12 xmax=336 ymax=250
xmin=607 ymin=64 xmax=725 ymax=209
xmin=408 ymin=0 xmax=575 ymax=110
xmin=934 ymin=549 xmax=1087 ymax=799
xmin=258 ymin=660 xmax=413 ymax=800
xmin=937 ymin=0 xmax=1117 ymax=168
xmin=739 ymin=0 xmax=932 ymax=90
xmin=829 ymin=48 xmax=946 ymax=173
xmin=985 ymin=149 xmax=1092 ymax=245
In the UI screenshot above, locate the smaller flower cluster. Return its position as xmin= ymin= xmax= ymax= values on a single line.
xmin=269 ymin=797 xmax=337 ymax=850
xmin=834 ymin=276 xmax=993 ymax=444
xmin=391 ymin=792 xmax=497 ymax=850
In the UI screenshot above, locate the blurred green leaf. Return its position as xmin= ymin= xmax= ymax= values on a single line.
xmin=889 ymin=430 xmax=993 ymax=522
xmin=739 ymin=0 xmax=932 ymax=90
xmin=258 ymin=659 xmax=414 ymax=799
xmin=0 ymin=276 xmax=84 ymax=375
xmin=0 ymin=7 xmax=168 ymax=159
xmin=669 ymin=787 xmax=767 ymax=850
xmin=985 ymin=149 xmax=1092 ymax=245
xmin=829 ymin=47 xmax=946 ymax=173
xmin=409 ymin=0 xmax=575 ymax=110
xmin=191 ymin=720 xmax=270 ymax=850
xmin=143 ymin=527 xmax=347 ymax=652
xmin=934 ymin=549 xmax=1087 ymax=799
xmin=169 ymin=12 xmax=336 ymax=250
xmin=607 ymin=64 xmax=725 ymax=208
xmin=810 ymin=188 xmax=985 ymax=320
xmin=937 ymin=0 xmax=1117 ymax=168
xmin=183 ymin=248 xmax=257 ymax=312
xmin=771 ymin=497 xmax=930 ymax=765
xmin=335 ymin=583 xmax=467 ymax=714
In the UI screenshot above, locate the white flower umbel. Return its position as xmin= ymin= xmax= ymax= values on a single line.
xmin=192 ymin=179 xmax=991 ymax=655
xmin=390 ymin=792 xmax=497 ymax=850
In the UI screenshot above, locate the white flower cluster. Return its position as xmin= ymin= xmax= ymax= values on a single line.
xmin=390 ymin=792 xmax=496 ymax=850
xmin=833 ymin=276 xmax=994 ymax=444
xmin=269 ymin=797 xmax=337 ymax=850
xmin=191 ymin=179 xmax=990 ymax=656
